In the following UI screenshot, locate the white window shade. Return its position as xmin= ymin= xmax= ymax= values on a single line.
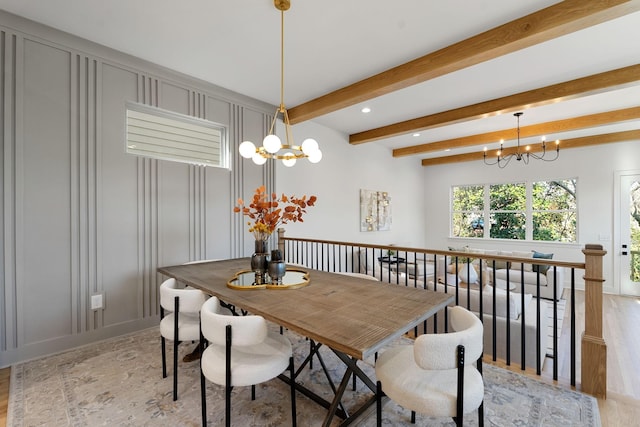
xmin=126 ymin=102 xmax=228 ymax=168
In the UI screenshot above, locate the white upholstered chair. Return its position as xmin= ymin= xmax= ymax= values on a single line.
xmin=375 ymin=306 xmax=484 ymax=426
xmin=159 ymin=277 xmax=208 ymax=401
xmin=199 ymin=296 xmax=297 ymax=427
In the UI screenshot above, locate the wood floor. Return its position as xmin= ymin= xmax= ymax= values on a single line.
xmin=0 ymin=291 xmax=638 ymax=426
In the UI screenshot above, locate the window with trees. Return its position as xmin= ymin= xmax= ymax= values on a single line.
xmin=452 ymin=179 xmax=577 ymax=242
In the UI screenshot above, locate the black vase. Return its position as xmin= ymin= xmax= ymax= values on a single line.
xmin=251 ymin=240 xmax=270 ymax=285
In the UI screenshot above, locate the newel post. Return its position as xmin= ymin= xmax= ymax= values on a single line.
xmin=581 ymin=243 xmax=607 ymax=398
xmin=277 ymin=228 xmax=286 ymax=259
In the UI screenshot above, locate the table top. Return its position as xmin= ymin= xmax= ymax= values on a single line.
xmin=158 ymin=258 xmax=453 ymax=360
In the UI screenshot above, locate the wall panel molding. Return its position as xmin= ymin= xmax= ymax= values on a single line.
xmin=1 ymin=29 xmax=18 ymax=353
xmin=0 ymin=12 xmax=275 ymax=367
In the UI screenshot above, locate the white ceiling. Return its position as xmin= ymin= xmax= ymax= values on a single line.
xmin=1 ymin=0 xmax=639 ymax=161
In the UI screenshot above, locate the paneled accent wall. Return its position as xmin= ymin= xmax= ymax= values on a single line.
xmin=0 ymin=11 xmax=275 ymax=366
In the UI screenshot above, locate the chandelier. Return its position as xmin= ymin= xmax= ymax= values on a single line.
xmin=238 ymin=0 xmax=322 ymax=167
xmin=483 ymin=112 xmax=559 ymax=168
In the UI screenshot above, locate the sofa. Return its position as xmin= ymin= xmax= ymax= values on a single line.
xmin=442 ymin=247 xmax=564 ymax=301
xmin=355 ymin=249 xmax=548 ymax=369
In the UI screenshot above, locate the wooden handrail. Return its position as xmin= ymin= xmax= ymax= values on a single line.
xmin=277 ymin=231 xmax=585 ymax=269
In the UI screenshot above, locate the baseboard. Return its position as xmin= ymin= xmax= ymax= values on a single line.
xmin=0 ymin=316 xmax=159 ymax=368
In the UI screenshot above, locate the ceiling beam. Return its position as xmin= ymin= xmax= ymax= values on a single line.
xmin=393 ymin=107 xmax=640 ymax=157
xmin=351 ymin=64 xmax=640 ymax=144
xmin=420 ymin=129 xmax=640 ymax=167
xmin=287 ymin=0 xmax=640 ymax=125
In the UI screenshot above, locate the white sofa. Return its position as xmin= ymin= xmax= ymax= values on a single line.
xmin=442 ymin=248 xmax=564 ymax=301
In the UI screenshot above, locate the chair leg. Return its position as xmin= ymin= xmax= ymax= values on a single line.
xmin=225 ymin=382 xmax=231 ymax=427
xmin=172 ymin=339 xmax=178 ymax=401
xmin=160 ymin=306 xmax=167 ymax=378
xmin=411 ymin=410 xmax=416 ymax=424
xmin=251 ymin=385 xmax=256 ymax=401
xmin=173 ymin=296 xmax=180 ymax=401
xmin=225 ymin=324 xmax=232 ymax=427
xmin=200 ymin=330 xmax=207 ymax=427
xmin=161 ymin=336 xmax=167 ymax=378
xmin=376 ymin=380 xmax=382 ymax=427
xmin=200 ymin=360 xmax=207 ymax=426
xmin=289 ymin=356 xmax=297 ymax=427
xmin=455 ymin=344 xmax=465 ymax=427
xmin=478 ymin=401 xmax=484 ymax=427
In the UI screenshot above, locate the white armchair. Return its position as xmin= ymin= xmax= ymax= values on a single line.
xmin=199 ymin=296 xmax=297 ymax=427
xmin=375 ymin=306 xmax=484 ymax=426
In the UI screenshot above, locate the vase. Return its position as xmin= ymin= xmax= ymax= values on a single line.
xmin=268 ymin=249 xmax=286 ymax=285
xmin=251 ymin=239 xmax=270 ymax=285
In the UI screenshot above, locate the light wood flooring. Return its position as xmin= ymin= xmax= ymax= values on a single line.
xmin=0 ymin=291 xmax=638 ymax=426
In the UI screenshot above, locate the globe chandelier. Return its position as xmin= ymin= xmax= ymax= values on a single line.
xmin=238 ymin=0 xmax=322 ymax=167
xmin=483 ymin=112 xmax=560 ymax=168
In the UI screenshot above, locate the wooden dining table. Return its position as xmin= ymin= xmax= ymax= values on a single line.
xmin=158 ymin=258 xmax=454 ymax=426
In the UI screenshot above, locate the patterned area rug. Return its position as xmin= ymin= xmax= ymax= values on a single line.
xmin=8 ymin=326 xmax=600 ymax=426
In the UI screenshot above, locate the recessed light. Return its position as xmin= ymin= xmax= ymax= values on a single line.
xmin=361 ymin=107 xmax=371 ymax=113
xmin=445 ymin=149 xmax=451 ymax=152
xmin=413 ymin=133 xmax=420 ymax=137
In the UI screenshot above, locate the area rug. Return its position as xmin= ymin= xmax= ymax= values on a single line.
xmin=8 ymin=326 xmax=600 ymax=427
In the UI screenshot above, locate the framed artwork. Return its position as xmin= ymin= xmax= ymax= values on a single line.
xmin=360 ymin=189 xmax=392 ymax=231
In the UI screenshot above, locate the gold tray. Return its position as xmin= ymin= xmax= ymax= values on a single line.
xmin=227 ymin=268 xmax=310 ymax=290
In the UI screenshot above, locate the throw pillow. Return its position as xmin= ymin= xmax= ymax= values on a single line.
xmin=512 ymin=250 xmax=533 ymax=272
xmin=532 ymin=250 xmax=553 ymax=274
xmin=458 ymin=263 xmax=479 ymax=283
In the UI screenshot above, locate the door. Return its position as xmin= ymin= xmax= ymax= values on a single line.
xmin=620 ymin=174 xmax=640 ymax=296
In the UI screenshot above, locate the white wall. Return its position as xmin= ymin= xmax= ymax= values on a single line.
xmin=422 ymin=140 xmax=640 ymax=294
xmin=275 ymin=120 xmax=427 ymax=249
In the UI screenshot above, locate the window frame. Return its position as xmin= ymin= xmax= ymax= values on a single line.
xmin=450 ymin=178 xmax=578 ymax=243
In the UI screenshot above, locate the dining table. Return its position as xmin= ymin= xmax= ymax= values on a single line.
xmin=158 ymin=258 xmax=454 ymax=426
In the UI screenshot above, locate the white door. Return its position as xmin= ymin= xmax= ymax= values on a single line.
xmin=619 ymin=174 xmax=640 ymax=296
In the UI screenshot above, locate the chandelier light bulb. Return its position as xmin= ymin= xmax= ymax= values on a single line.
xmin=239 ymin=140 xmax=256 ymax=158
xmin=301 ymin=138 xmax=319 ymax=155
xmin=263 ymin=134 xmax=282 ymax=154
xmin=252 ymin=152 xmax=268 ymax=165
xmin=308 ymin=149 xmax=322 ymax=164
xmin=282 ymin=152 xmax=297 ymax=167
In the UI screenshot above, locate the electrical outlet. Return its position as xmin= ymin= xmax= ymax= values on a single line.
xmin=91 ymin=293 xmax=103 ymax=310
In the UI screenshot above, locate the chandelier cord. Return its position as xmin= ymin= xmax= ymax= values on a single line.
xmin=280 ymin=8 xmax=285 ymax=112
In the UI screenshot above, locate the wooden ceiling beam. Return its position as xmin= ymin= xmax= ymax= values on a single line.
xmin=351 ymin=64 xmax=640 ymax=145
xmin=420 ymin=129 xmax=640 ymax=167
xmin=393 ymin=107 xmax=640 ymax=157
xmin=287 ymin=0 xmax=640 ymax=125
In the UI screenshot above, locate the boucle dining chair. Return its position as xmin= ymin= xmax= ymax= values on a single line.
xmin=375 ymin=306 xmax=484 ymax=427
xmin=159 ymin=277 xmax=208 ymax=401
xmin=199 ymin=296 xmax=297 ymax=427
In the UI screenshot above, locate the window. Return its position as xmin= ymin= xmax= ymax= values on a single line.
xmin=451 ymin=186 xmax=484 ymax=238
xmin=532 ymin=179 xmax=577 ymax=242
xmin=125 ymin=102 xmax=229 ymax=168
xmin=489 ymin=183 xmax=526 ymax=240
xmin=451 ymin=179 xmax=577 ymax=242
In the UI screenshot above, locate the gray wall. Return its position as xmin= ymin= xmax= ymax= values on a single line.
xmin=0 ymin=11 xmax=275 ymax=367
